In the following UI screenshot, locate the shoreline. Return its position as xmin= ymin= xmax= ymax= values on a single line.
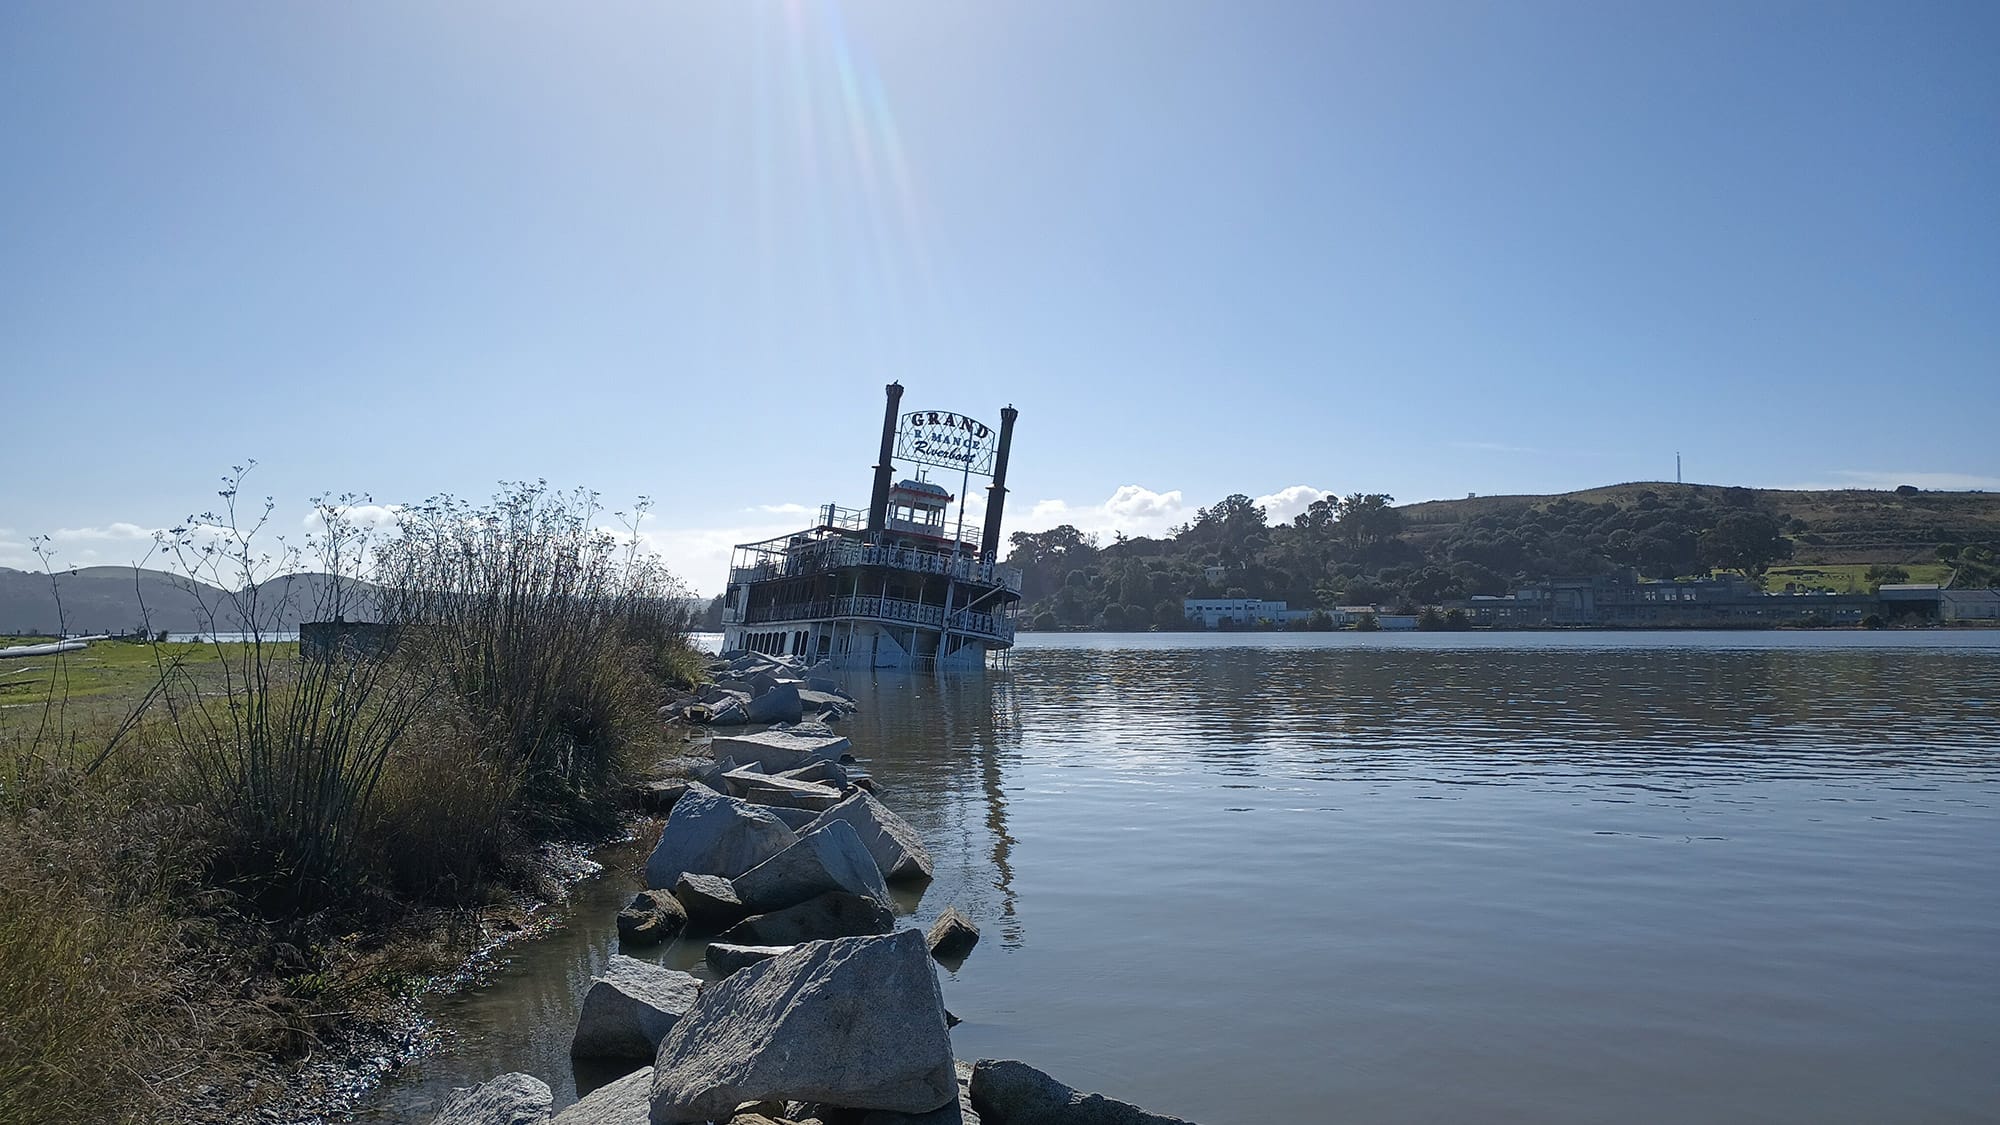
xmin=185 ymin=761 xmax=704 ymax=1125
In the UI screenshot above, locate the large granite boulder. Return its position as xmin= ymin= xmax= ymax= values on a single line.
xmin=705 ymin=700 xmax=749 ymax=725
xmin=857 ymin=1059 xmax=980 ymax=1123
xmin=430 ymin=1072 xmax=552 ymax=1125
xmin=722 ymin=768 xmax=846 ymax=813
xmin=649 ymin=931 xmax=956 ymax=1122
xmin=704 ymin=942 xmax=793 ymax=976
xmin=747 ymin=681 xmax=804 ymax=724
xmin=634 ymin=778 xmax=691 ymax=814
xmin=569 ymin=956 xmax=703 ymax=1061
xmin=798 ymin=688 xmax=855 ymax=714
xmin=673 ymin=872 xmax=750 ymax=931
xmin=766 ymin=805 xmax=821 ymax=831
xmin=616 ymin=890 xmax=687 ymax=946
xmin=926 ymin=907 xmax=979 ymax=962
xmin=967 ymin=1060 xmax=1196 ymax=1125
xmin=775 ymin=758 xmax=850 ymax=787
xmin=710 ymin=728 xmax=851 ymax=772
xmin=804 ymin=791 xmax=935 ymax=883
xmin=781 ymin=719 xmax=841 ymax=737
xmin=696 ymin=683 xmax=749 ymax=706
xmin=552 ymin=1066 xmax=651 ymax=1125
xmin=644 ymin=784 xmax=799 ymax=890
xmin=718 ymin=890 xmax=895 ymax=947
xmin=732 ymin=820 xmax=890 ymax=914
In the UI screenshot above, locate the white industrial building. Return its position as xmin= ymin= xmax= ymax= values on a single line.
xmin=1182 ymin=597 xmax=1325 ymax=629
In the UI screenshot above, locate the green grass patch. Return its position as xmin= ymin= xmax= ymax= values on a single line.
xmin=0 ymin=638 xmax=297 ymax=739
xmin=1760 ymin=563 xmax=1953 ymax=594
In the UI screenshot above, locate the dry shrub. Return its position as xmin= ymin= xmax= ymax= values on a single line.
xmin=0 ymin=783 xmax=211 ymax=1125
xmin=359 ymin=709 xmax=520 ymax=905
xmin=375 ymin=484 xmax=690 ymax=809
xmin=652 ymin=635 xmax=710 ymax=691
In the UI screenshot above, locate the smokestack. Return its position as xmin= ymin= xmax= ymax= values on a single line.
xmin=980 ymin=404 xmax=1019 ymax=561
xmin=866 ymin=382 xmax=904 ymax=539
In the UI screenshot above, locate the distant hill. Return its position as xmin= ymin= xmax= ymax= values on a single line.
xmin=1005 ymin=480 xmax=2000 ymax=629
xmin=0 ymin=565 xmax=712 ymax=636
xmin=0 ymin=566 xmax=375 ymax=635
xmin=1400 ymin=482 xmax=2000 ymax=565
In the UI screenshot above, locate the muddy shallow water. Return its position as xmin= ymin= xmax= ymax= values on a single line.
xmin=356 ymin=631 xmax=2000 ymax=1124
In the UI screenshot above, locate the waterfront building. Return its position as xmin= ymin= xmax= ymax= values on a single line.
xmin=1452 ymin=571 xmax=1878 ymax=628
xmin=1881 ymin=584 xmax=2000 ymax=622
xmin=1182 ymin=597 xmax=1320 ymax=629
xmin=1941 ymin=589 xmax=2000 ymax=621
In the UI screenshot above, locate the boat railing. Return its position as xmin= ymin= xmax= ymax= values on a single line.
xmin=728 ymin=529 xmax=1025 ymax=594
xmin=737 ymin=594 xmax=1015 ymax=642
xmin=818 ymin=504 xmax=869 ymax=532
xmin=785 ymin=542 xmax=1024 ymax=591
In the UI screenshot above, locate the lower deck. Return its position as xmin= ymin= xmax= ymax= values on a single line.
xmin=723 ymin=615 xmax=1006 ymax=670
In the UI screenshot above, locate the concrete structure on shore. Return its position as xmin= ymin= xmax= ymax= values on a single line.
xmin=1181 ymin=573 xmax=2000 ymax=631
xmin=1452 ymin=572 xmax=1997 ymax=628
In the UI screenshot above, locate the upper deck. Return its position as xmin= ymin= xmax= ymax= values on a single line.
xmin=727 ymin=503 xmax=1024 ymax=594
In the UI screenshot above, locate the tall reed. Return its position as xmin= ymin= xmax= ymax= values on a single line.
xmin=147 ymin=471 xmax=432 ymax=914
xmin=373 ymin=483 xmax=690 ymax=814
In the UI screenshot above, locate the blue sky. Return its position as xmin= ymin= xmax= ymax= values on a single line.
xmin=4 ymin=2 xmax=1996 ymax=591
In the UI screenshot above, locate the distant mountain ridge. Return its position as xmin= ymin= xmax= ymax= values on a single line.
xmin=0 ymin=567 xmax=370 ymax=635
xmin=1 ymin=565 xmax=717 ymax=636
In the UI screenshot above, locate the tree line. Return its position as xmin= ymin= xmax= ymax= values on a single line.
xmin=1004 ymin=485 xmax=1810 ymax=630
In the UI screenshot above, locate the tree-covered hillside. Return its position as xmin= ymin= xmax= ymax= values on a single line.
xmin=1004 ymin=482 xmax=2000 ymax=630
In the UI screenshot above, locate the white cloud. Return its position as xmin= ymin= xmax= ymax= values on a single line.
xmin=633 ymin=519 xmax=808 ymax=597
xmin=17 ymin=522 xmax=168 ymax=570
xmin=301 ymin=503 xmax=405 ymax=531
xmin=0 ymin=519 xmax=302 ymax=584
xmin=1021 ymin=484 xmax=1188 ymax=541
xmin=1251 ymin=485 xmax=1332 ymax=525
xmin=1016 ymin=482 xmax=1353 ymax=541
xmin=50 ymin=521 xmax=155 ymax=543
xmin=753 ymin=503 xmax=814 ymax=516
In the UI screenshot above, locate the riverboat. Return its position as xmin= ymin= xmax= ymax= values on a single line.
xmin=719 ymin=383 xmax=1023 ymax=670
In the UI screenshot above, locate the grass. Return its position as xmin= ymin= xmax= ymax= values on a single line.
xmin=1760 ymin=563 xmax=1954 ymax=594
xmin=0 ymin=637 xmax=294 ymax=738
xmin=1 ymin=482 xmax=708 ymax=1123
xmin=0 ymin=633 xmax=688 ymax=1121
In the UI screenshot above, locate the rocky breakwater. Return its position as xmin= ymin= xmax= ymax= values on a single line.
xmin=433 ymin=668 xmax=1200 ymax=1125
xmin=669 ymin=653 xmax=863 ymax=729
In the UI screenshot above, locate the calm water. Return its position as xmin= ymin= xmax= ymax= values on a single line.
xmin=357 ymin=632 xmax=2000 ymax=1124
